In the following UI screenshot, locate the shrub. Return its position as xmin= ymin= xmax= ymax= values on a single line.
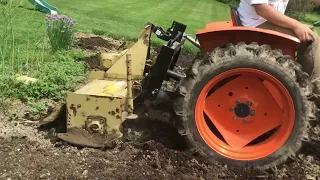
xmin=46 ymin=14 xmax=77 ymax=52
xmin=286 ymin=0 xmax=314 ymax=20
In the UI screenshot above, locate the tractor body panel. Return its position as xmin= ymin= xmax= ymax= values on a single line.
xmin=196 ymin=21 xmax=300 ymax=58
xmin=89 ymin=24 xmax=152 ymax=81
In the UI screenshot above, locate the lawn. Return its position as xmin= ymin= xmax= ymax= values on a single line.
xmin=0 ymin=0 xmax=319 ymax=111
xmin=44 ymin=0 xmax=231 ymax=40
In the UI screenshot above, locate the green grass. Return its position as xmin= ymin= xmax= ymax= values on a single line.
xmin=46 ymin=0 xmax=230 ymax=38
xmin=304 ymin=12 xmax=320 ymax=34
xmin=44 ymin=0 xmax=231 ymax=52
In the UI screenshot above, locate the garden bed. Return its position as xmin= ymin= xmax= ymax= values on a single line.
xmin=0 ymin=33 xmax=319 ymax=180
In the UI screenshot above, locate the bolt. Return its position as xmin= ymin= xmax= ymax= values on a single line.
xmin=247 ymin=101 xmax=252 ymax=106
xmin=250 ymin=110 xmax=256 ymax=116
xmin=233 ymin=116 xmax=238 ymax=120
xmin=243 ymin=118 xmax=248 ymax=123
xmin=229 ymin=107 xmax=234 ymax=111
xmin=236 ymin=99 xmax=241 ymax=104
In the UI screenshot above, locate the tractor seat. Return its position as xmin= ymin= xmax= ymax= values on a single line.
xmin=230 ymin=5 xmax=242 ymax=26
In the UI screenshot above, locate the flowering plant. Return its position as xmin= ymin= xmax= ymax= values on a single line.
xmin=46 ymin=14 xmax=77 ymax=52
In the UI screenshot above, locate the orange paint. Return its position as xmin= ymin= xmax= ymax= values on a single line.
xmin=196 ymin=9 xmax=300 ymax=58
xmin=195 ymin=68 xmax=295 ymax=160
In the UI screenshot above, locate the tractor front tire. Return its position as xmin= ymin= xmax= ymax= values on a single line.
xmin=174 ymin=42 xmax=316 ymax=170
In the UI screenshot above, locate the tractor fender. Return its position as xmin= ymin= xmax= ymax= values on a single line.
xmin=196 ymin=21 xmax=300 ymax=58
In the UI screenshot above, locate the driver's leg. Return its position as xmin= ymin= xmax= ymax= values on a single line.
xmin=257 ymin=21 xmax=320 ymax=106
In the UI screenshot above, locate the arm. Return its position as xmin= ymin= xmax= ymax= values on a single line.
xmin=252 ymin=3 xmax=316 ymax=42
xmin=312 ymin=0 xmax=320 ymax=4
xmin=253 ymin=4 xmax=300 ymax=30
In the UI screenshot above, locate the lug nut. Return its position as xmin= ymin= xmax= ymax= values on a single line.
xmin=233 ymin=116 xmax=238 ymax=120
xmin=243 ymin=118 xmax=248 ymax=123
xmin=250 ymin=110 xmax=256 ymax=116
xmin=247 ymin=101 xmax=252 ymax=106
xmin=236 ymin=100 xmax=241 ymax=104
xmin=229 ymin=107 xmax=234 ymax=111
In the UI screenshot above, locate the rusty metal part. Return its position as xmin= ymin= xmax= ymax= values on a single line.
xmin=38 ymin=103 xmax=65 ymax=126
xmin=65 ymin=80 xmax=127 ymax=136
xmin=125 ymin=54 xmax=138 ymax=120
xmin=85 ymin=116 xmax=106 ymax=134
xmin=57 ymin=128 xmax=121 ymax=148
xmin=100 ymin=50 xmax=127 ymax=70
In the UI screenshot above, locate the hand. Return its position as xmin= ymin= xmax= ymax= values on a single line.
xmin=293 ymin=23 xmax=316 ymax=42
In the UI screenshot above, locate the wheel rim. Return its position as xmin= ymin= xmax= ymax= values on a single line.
xmin=195 ymin=68 xmax=295 ymax=160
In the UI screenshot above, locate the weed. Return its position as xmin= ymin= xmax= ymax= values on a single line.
xmin=0 ymin=56 xmax=87 ymax=102
xmin=46 ymin=14 xmax=77 ymax=52
xmin=92 ymin=28 xmax=106 ymax=36
xmin=0 ymin=0 xmax=22 ymax=75
xmin=27 ymin=101 xmax=47 ymax=116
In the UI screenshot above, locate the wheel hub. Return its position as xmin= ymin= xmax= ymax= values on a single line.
xmin=234 ymin=103 xmax=250 ymax=118
xmin=195 ymin=69 xmax=295 ymax=160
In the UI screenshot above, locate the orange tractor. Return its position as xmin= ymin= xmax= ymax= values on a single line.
xmin=51 ymin=6 xmax=320 ymax=171
xmin=172 ymin=7 xmax=318 ymax=170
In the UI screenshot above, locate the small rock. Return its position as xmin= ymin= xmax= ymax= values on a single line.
xmin=181 ymin=174 xmax=190 ymax=180
xmin=191 ymin=158 xmax=198 ymax=164
xmin=40 ymin=174 xmax=47 ymax=179
xmin=82 ymin=170 xmax=88 ymax=176
xmin=0 ymin=173 xmax=8 ymax=178
xmin=306 ymin=155 xmax=314 ymax=163
xmin=306 ymin=174 xmax=316 ymax=180
xmin=281 ymin=167 xmax=287 ymax=173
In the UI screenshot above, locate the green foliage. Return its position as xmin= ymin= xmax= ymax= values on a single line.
xmin=286 ymin=0 xmax=314 ymax=20
xmin=92 ymin=28 xmax=106 ymax=36
xmin=0 ymin=0 xmax=22 ymax=74
xmin=27 ymin=101 xmax=47 ymax=115
xmin=313 ymin=5 xmax=320 ymax=13
xmin=0 ymin=55 xmax=87 ymax=102
xmin=46 ymin=14 xmax=77 ymax=52
xmin=0 ymin=2 xmax=89 ymax=105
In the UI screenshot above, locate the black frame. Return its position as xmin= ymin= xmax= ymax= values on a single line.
xmin=140 ymin=21 xmax=188 ymax=100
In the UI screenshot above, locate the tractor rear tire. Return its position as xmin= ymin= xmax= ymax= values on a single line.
xmin=174 ymin=42 xmax=316 ymax=170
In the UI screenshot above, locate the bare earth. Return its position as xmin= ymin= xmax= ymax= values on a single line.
xmin=0 ymin=33 xmax=319 ymax=180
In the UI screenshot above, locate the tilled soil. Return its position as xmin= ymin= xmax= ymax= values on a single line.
xmin=0 ymin=34 xmax=320 ymax=180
